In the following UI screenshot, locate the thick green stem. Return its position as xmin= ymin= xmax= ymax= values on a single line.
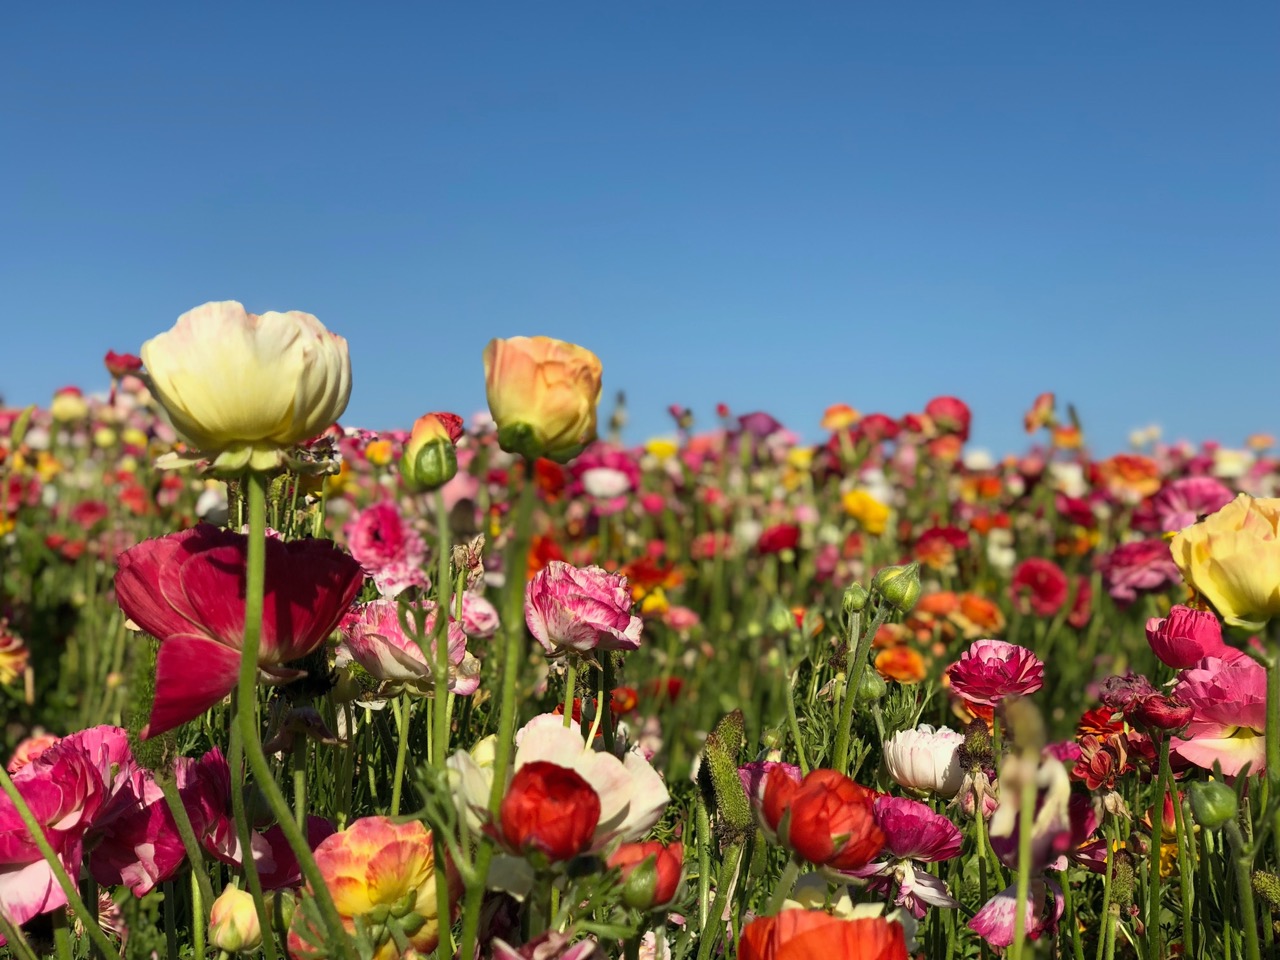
xmin=1171 ymin=781 xmax=1195 ymax=957
xmin=1226 ymin=819 xmax=1263 ymax=960
xmin=0 ymin=767 xmax=117 ymax=959
xmin=390 ymin=694 xmax=411 ymax=816
xmin=765 ymin=858 xmax=801 ymax=915
xmin=432 ymin=489 xmax=454 ymax=960
xmin=158 ymin=770 xmax=215 ymax=912
xmin=53 ymin=907 xmax=74 ymax=960
xmin=833 ymin=606 xmax=888 ymax=774
xmin=228 ymin=707 xmax=277 ymax=960
xmin=192 ymin=868 xmax=206 ymax=960
xmin=1147 ymin=737 xmax=1171 ymax=960
xmin=1009 ymin=756 xmax=1038 ymax=960
xmin=697 ymin=841 xmax=744 ymax=960
xmin=457 ymin=473 xmax=537 ymax=960
xmin=237 ymin=471 xmax=356 ymax=960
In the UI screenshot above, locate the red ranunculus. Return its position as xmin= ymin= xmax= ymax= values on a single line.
xmin=1009 ymin=558 xmax=1069 ymax=617
xmin=500 ymin=762 xmax=601 ymax=862
xmin=115 ymin=524 xmax=364 ymax=739
xmin=924 ymin=396 xmax=972 ymax=442
xmin=759 ymin=768 xmax=883 ymax=871
xmin=608 ymin=841 xmax=683 ymax=910
xmin=757 ymin=524 xmax=800 ymax=555
xmin=739 ymin=911 xmax=907 ymax=960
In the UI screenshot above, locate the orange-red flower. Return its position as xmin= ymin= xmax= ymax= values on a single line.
xmin=739 ymin=911 xmax=907 ymax=960
xmin=875 ymin=646 xmax=926 ymax=684
xmin=499 ymin=762 xmax=601 ymax=862
xmin=608 ymin=841 xmax=683 ymax=910
xmin=759 ymin=768 xmax=883 ymax=871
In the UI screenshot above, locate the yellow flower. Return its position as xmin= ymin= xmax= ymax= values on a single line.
xmin=142 ymin=301 xmax=351 ymax=474
xmin=483 ymin=336 xmax=602 ymax=463
xmin=640 ymin=588 xmax=670 ymax=618
xmin=1171 ymin=494 xmax=1280 ymax=630
xmin=645 ymin=437 xmax=679 ymax=462
xmin=207 ymin=884 xmax=261 ymax=954
xmin=0 ymin=627 xmax=29 ymax=685
xmin=364 ymin=438 xmax=394 ymax=466
xmin=842 ymin=489 xmax=891 ymax=535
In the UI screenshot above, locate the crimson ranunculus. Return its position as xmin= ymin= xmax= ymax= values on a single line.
xmin=1009 ymin=558 xmax=1068 ymax=617
xmin=499 ymin=761 xmax=601 ymax=862
xmin=115 ymin=524 xmax=364 ymax=738
xmin=924 ymin=396 xmax=972 ymax=442
xmin=739 ymin=911 xmax=908 ymax=960
xmin=759 ymin=768 xmax=884 ymax=871
xmin=1145 ymin=605 xmax=1233 ymax=669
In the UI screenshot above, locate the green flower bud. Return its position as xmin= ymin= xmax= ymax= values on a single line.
xmin=871 ymin=562 xmax=922 ymax=614
xmin=1189 ymin=781 xmax=1238 ymax=830
xmin=1253 ymin=871 xmax=1280 ymax=912
xmin=620 ymin=856 xmax=660 ymax=910
xmin=698 ymin=711 xmax=752 ymax=838
xmin=400 ymin=414 xmax=460 ymax=492
xmin=767 ymin=600 xmax=796 ymax=636
xmin=842 ymin=582 xmax=870 ymax=615
xmin=855 ymin=669 xmax=887 ymax=705
xmin=208 ymin=884 xmax=262 ymax=954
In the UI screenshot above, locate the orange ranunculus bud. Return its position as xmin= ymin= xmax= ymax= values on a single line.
xmin=483 ymin=336 xmax=603 ymax=463
xmin=759 ymin=768 xmax=884 ymax=871
xmin=1171 ymin=494 xmax=1280 ymax=630
xmin=739 ymin=911 xmax=908 ymax=960
xmin=500 ymin=761 xmax=601 ymax=862
xmin=400 ymin=412 xmax=462 ymax=492
xmin=608 ymin=841 xmax=683 ymax=910
xmin=820 ymin=403 xmax=860 ymax=432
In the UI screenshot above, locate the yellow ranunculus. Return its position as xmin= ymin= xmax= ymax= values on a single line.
xmin=483 ymin=336 xmax=602 ymax=463
xmin=1171 ymin=494 xmax=1280 ymax=630
xmin=842 ymin=489 xmax=891 ymax=536
xmin=141 ymin=301 xmax=351 ymax=474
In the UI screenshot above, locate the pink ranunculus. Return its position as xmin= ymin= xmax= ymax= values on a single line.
xmin=0 ymin=737 xmax=105 ymax=926
xmin=258 ymin=816 xmax=337 ymax=890
xmin=1172 ymin=655 xmax=1267 ymax=776
xmin=343 ymin=501 xmax=430 ymax=598
xmin=945 ymin=640 xmax=1045 ymax=708
xmin=114 ymin=524 xmax=364 ymax=739
xmin=969 ymin=880 xmax=1064 ymax=948
xmin=524 ymin=561 xmax=643 ymax=656
xmin=1145 ymin=605 xmax=1235 ymax=669
xmin=1095 ymin=539 xmax=1182 ymax=605
xmin=6 ymin=734 xmax=60 ymax=774
xmin=1151 ymin=476 xmax=1236 ymax=534
xmin=847 ymin=795 xmax=963 ymax=918
xmin=924 ymin=396 xmax=972 ymax=442
xmin=337 ymin=599 xmax=481 ymax=697
xmin=458 ymin=592 xmax=500 ymax=640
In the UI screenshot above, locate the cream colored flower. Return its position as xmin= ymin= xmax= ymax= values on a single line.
xmin=141 ymin=300 xmax=350 ymax=473
xmin=1171 ymin=494 xmax=1280 ymax=630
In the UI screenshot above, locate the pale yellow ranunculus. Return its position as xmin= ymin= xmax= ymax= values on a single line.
xmin=1171 ymin=494 xmax=1280 ymax=631
xmin=483 ymin=336 xmax=602 ymax=463
xmin=141 ymin=301 xmax=351 ymax=473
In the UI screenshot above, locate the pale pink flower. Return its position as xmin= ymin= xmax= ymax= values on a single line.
xmin=524 ymin=561 xmax=643 ymax=656
xmin=945 ymin=640 xmax=1044 ymax=708
xmin=969 ymin=880 xmax=1064 ymax=948
xmin=343 ymin=501 xmax=429 ymax=598
xmin=1172 ymin=655 xmax=1267 ymax=776
xmin=338 ymin=599 xmax=480 ymax=697
xmin=882 ymin=725 xmax=964 ymax=799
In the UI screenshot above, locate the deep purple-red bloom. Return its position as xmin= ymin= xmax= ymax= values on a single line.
xmin=524 ymin=561 xmax=643 ymax=656
xmin=115 ymin=524 xmax=364 ymax=738
xmin=945 ymin=640 xmax=1044 ymax=707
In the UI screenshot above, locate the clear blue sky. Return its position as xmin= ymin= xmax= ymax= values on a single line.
xmin=3 ymin=3 xmax=1277 ymax=456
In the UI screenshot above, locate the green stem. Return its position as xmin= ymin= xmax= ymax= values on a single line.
xmin=1095 ymin=821 xmax=1116 ymax=960
xmin=0 ymin=914 xmax=41 ymax=960
xmin=600 ymin=654 xmax=616 ymax=754
xmin=433 ymin=489 xmax=454 ymax=960
xmin=53 ymin=906 xmax=74 ymax=960
xmin=765 ymin=858 xmax=801 ymax=915
xmin=237 ymin=471 xmax=356 ymax=960
xmin=457 ymin=473 xmax=537 ymax=960
xmin=158 ymin=770 xmax=216 ymax=912
xmin=228 ymin=704 xmax=277 ymax=960
xmin=696 ymin=841 xmax=744 ymax=960
xmin=0 ymin=768 xmax=118 ymax=959
xmin=834 ymin=606 xmax=888 ymax=774
xmin=1172 ymin=782 xmax=1195 ymax=957
xmin=1226 ymin=819 xmax=1263 ymax=960
xmin=1060 ymin=870 xmax=1085 ymax=960
xmin=778 ymin=634 xmax=810 ymax=775
xmin=163 ymin=879 xmax=179 ymax=960
xmin=563 ymin=660 xmax=578 ymax=729
xmin=1009 ymin=753 xmax=1038 ymax=960
xmin=1147 ymin=737 xmax=1171 ymax=960
xmin=192 ymin=868 xmax=206 ymax=960
xmin=391 ymin=694 xmax=411 ymax=816
xmin=292 ymin=738 xmax=308 ymax=830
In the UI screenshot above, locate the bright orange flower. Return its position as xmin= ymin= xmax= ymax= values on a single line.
xmin=820 ymin=404 xmax=860 ymax=432
xmin=1024 ymin=392 xmax=1056 ymax=434
xmin=739 ymin=912 xmax=907 ymax=960
xmin=955 ymin=594 xmax=1005 ymax=636
xmin=1097 ymin=454 xmax=1162 ymax=502
xmin=527 ymin=534 xmax=566 ymax=578
xmin=916 ymin=591 xmax=960 ymax=617
xmin=876 ymin=646 xmax=926 ymax=684
xmin=1052 ymin=425 xmax=1084 ymax=450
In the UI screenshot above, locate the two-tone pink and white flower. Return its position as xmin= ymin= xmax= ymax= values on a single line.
xmin=847 ymin=795 xmax=963 ymax=918
xmin=343 ymin=501 xmax=430 ymax=598
xmin=882 ymin=725 xmax=964 ymax=799
xmin=525 ymin=561 xmax=643 ymax=656
xmin=338 ymin=599 xmax=480 ymax=697
xmin=1173 ymin=655 xmax=1267 ymax=776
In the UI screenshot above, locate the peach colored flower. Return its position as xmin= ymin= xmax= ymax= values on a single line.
xmin=483 ymin=336 xmax=603 ymax=463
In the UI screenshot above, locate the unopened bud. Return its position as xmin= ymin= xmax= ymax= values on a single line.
xmin=767 ymin=600 xmax=795 ymax=636
xmin=855 ymin=669 xmax=887 ymax=705
xmin=400 ymin=413 xmax=461 ymax=492
xmin=842 ymin=582 xmax=870 ymax=615
xmin=871 ymin=562 xmax=922 ymax=613
xmin=208 ymin=884 xmax=262 ymax=954
xmin=1189 ymin=781 xmax=1238 ymax=831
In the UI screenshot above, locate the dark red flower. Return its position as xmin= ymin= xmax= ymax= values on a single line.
xmin=757 ymin=524 xmax=800 ymax=555
xmin=1009 ymin=558 xmax=1069 ymax=618
xmin=924 ymin=396 xmax=972 ymax=442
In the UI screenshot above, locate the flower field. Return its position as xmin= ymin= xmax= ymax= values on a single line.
xmin=2 ymin=301 xmax=1279 ymax=959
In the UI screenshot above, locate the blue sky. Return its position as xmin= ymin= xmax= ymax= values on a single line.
xmin=2 ymin=3 xmax=1277 ymax=456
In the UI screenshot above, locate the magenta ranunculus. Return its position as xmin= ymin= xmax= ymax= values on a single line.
xmin=0 ymin=737 xmax=105 ymax=926
xmin=945 ymin=640 xmax=1044 ymax=708
xmin=970 ymin=880 xmax=1064 ymax=948
xmin=1145 ymin=605 xmax=1235 ymax=669
xmin=337 ymin=599 xmax=481 ymax=696
xmin=1173 ymin=655 xmax=1267 ymax=776
xmin=343 ymin=501 xmax=430 ymax=598
xmin=115 ymin=524 xmax=365 ymax=739
xmin=1095 ymin=538 xmax=1182 ymax=605
xmin=846 ymin=794 xmax=963 ymax=918
xmin=524 ymin=561 xmax=643 ymax=656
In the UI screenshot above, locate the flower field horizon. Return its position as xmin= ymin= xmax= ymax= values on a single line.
xmin=2 ymin=301 xmax=1279 ymax=959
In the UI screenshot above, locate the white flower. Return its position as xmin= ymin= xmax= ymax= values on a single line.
xmin=882 ymin=724 xmax=964 ymax=799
